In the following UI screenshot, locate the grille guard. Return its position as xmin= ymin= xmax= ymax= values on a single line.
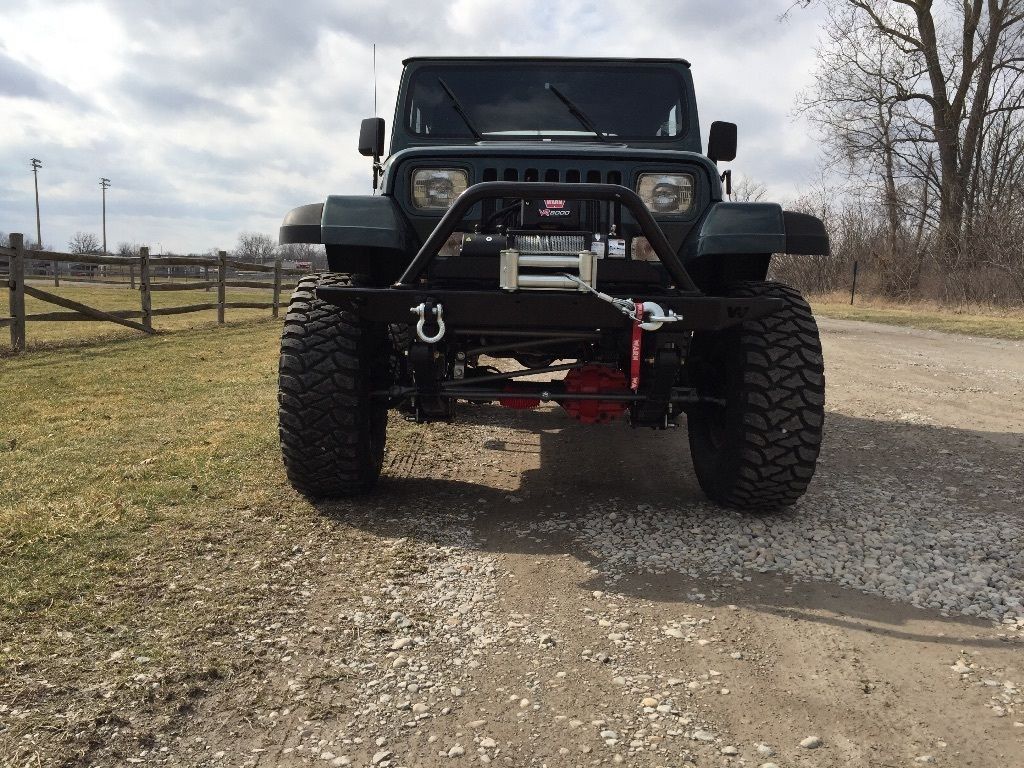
xmin=396 ymin=181 xmax=698 ymax=291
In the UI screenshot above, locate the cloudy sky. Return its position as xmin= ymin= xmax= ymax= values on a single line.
xmin=0 ymin=0 xmax=827 ymax=254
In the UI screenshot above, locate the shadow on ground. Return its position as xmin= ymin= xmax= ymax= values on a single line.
xmin=314 ymin=404 xmax=1023 ymax=647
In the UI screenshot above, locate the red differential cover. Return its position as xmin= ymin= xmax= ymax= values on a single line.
xmin=562 ymin=365 xmax=628 ymax=424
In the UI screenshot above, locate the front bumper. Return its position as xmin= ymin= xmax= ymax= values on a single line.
xmin=318 ymin=285 xmax=781 ymax=331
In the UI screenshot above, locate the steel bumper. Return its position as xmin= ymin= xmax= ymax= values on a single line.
xmin=316 ymin=285 xmax=781 ymax=331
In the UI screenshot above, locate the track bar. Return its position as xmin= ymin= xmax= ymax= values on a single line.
xmin=440 ymin=388 xmax=722 ymax=405
xmin=373 ymin=386 xmax=723 ymax=406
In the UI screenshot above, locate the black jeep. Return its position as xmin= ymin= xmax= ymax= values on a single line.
xmin=278 ymin=57 xmax=827 ymax=511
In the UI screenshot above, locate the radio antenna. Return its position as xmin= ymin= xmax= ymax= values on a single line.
xmin=373 ymin=43 xmax=377 ymax=117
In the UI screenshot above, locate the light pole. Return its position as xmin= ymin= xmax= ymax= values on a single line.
xmin=30 ymin=159 xmax=42 ymax=246
xmin=100 ymin=177 xmax=111 ymax=253
xmin=31 ymin=158 xmax=55 ymax=285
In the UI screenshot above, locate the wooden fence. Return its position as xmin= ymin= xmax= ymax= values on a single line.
xmin=1 ymin=233 xmax=308 ymax=352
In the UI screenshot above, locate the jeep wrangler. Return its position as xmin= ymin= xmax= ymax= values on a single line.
xmin=278 ymin=57 xmax=827 ymax=511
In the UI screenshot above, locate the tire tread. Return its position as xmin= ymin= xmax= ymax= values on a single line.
xmin=688 ymin=280 xmax=825 ymax=511
xmin=277 ymin=274 xmax=387 ymax=497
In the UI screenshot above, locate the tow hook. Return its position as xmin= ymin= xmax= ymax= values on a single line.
xmin=411 ymin=301 xmax=446 ymax=343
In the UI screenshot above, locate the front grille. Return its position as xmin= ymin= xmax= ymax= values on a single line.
xmin=482 ymin=166 xmax=624 ymax=184
xmin=479 ymin=163 xmax=628 ymax=234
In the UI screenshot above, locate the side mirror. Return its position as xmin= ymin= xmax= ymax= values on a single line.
xmin=707 ymin=121 xmax=737 ymax=163
xmin=359 ymin=117 xmax=385 ymax=158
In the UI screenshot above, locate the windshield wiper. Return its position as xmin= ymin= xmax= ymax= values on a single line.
xmin=437 ymin=78 xmax=483 ymax=139
xmin=544 ymin=83 xmax=608 ymax=142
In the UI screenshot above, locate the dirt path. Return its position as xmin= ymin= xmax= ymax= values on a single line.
xmin=10 ymin=319 xmax=1021 ymax=767
xmin=172 ymin=318 xmax=1021 ymax=768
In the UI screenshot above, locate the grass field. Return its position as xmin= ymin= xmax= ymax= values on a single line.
xmin=3 ymin=281 xmax=289 ymax=352
xmin=0 ymin=308 xmax=426 ymax=762
xmin=1 ymin=320 xmax=288 ymax=621
xmin=810 ymin=294 xmax=1024 ymax=340
xmin=0 ymin=319 xmax=321 ymax=759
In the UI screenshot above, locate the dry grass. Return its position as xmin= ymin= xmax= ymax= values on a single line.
xmin=4 ymin=280 xmax=291 ymax=352
xmin=0 ymin=320 xmax=288 ymax=619
xmin=0 ymin=316 xmax=423 ymax=764
xmin=810 ymin=292 xmax=1024 ymax=340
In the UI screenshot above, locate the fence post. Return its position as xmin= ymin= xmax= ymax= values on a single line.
xmin=139 ymin=246 xmax=152 ymax=332
xmin=8 ymin=233 xmax=26 ymax=352
xmin=53 ymin=254 xmax=59 ymax=288
xmin=204 ymin=265 xmax=210 ymax=292
xmin=217 ymin=251 xmax=227 ymax=324
xmin=272 ymin=256 xmax=282 ymax=318
xmin=129 ymin=262 xmax=136 ymax=289
xmin=850 ymin=260 xmax=859 ymax=305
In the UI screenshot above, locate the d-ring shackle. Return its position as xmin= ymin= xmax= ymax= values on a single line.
xmin=411 ymin=302 xmax=446 ymax=343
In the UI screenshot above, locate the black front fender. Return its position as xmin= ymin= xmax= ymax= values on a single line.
xmin=321 ymin=195 xmax=415 ymax=251
xmin=782 ymin=210 xmax=830 ymax=255
xmin=278 ymin=196 xmax=417 ymax=253
xmin=691 ymin=202 xmax=830 ymax=257
xmin=279 ymin=202 xmax=324 ymax=244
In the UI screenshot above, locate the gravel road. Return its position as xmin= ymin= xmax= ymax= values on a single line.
xmin=39 ymin=318 xmax=1024 ymax=767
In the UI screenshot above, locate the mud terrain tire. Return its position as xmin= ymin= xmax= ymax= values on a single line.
xmin=687 ymin=281 xmax=825 ymax=511
xmin=278 ymin=274 xmax=390 ymax=497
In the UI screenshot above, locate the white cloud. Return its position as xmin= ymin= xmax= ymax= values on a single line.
xmin=0 ymin=0 xmax=827 ymax=253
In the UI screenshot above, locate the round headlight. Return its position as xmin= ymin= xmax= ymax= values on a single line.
xmin=636 ymin=173 xmax=694 ymax=214
xmin=412 ymin=168 xmax=469 ymax=210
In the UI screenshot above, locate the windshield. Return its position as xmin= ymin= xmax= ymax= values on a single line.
xmin=403 ymin=64 xmax=688 ymax=141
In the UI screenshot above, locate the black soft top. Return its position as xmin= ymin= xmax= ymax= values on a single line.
xmin=402 ymin=56 xmax=691 ymax=67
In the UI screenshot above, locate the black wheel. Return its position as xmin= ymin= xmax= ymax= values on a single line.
xmin=687 ymin=281 xmax=825 ymax=511
xmin=278 ymin=274 xmax=391 ymax=497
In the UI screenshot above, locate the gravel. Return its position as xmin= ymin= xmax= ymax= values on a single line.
xmin=238 ymin=513 xmax=742 ymax=767
xmin=526 ymin=477 xmax=1024 ymax=623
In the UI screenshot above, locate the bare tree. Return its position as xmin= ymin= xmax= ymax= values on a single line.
xmin=796 ymin=0 xmax=1024 ymax=253
xmin=730 ymin=176 xmax=769 ymax=202
xmin=799 ymin=5 xmax=928 ymax=247
xmin=234 ymin=232 xmax=277 ymax=265
xmin=68 ymin=232 xmax=101 ymax=254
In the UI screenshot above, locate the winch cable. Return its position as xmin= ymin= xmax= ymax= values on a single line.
xmin=561 ymin=273 xmax=684 ymax=329
xmin=560 ymin=273 xmax=640 ymax=321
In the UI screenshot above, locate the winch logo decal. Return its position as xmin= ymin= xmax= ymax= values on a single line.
xmin=538 ymin=200 xmax=571 ymax=217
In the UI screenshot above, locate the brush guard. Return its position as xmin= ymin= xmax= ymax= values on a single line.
xmin=396 ymin=181 xmax=697 ymax=289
